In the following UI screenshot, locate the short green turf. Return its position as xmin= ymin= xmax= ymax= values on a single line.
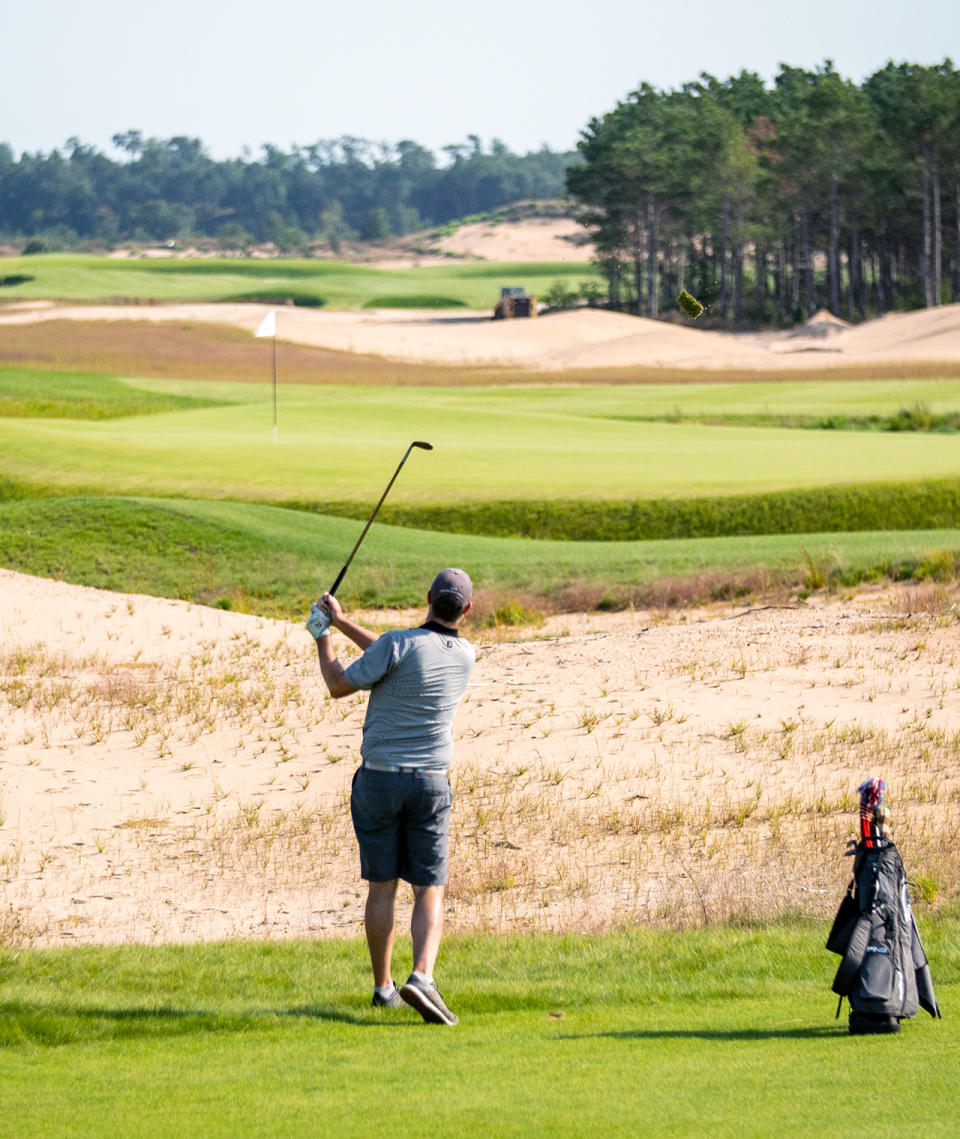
xmin=0 ymin=368 xmax=235 ymax=419
xmin=0 ymin=495 xmax=957 ymax=613
xmin=4 ymin=380 xmax=960 ymax=508
xmin=1 ymin=922 xmax=956 ymax=1137
xmin=0 ymin=253 xmax=600 ymax=309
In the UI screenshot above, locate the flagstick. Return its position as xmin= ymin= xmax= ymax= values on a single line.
xmin=254 ymin=310 xmax=279 ymax=443
xmin=272 ymin=331 xmax=278 ymax=444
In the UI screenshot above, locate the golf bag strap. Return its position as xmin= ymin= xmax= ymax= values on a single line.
xmin=832 ymin=913 xmax=871 ymax=997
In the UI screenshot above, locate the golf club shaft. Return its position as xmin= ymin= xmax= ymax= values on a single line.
xmin=328 ymin=441 xmax=432 ymax=596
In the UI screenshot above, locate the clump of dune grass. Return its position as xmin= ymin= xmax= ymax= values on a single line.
xmin=677 ymin=289 xmax=704 ymax=319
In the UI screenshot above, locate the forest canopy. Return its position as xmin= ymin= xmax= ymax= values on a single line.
xmin=567 ymin=60 xmax=960 ymax=321
xmin=0 ymin=133 xmax=574 ymax=252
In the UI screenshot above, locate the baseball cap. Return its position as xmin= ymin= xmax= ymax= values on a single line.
xmin=430 ymin=568 xmax=473 ymax=616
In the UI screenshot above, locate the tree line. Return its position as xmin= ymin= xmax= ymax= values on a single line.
xmin=3 ymin=60 xmax=958 ymax=326
xmin=566 ymin=60 xmax=960 ymax=322
xmin=0 ymin=133 xmax=573 ymax=251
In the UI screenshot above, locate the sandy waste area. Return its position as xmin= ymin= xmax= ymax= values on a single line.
xmin=4 ymin=300 xmax=960 ymax=373
xmin=3 ymin=215 xmax=959 ymax=372
xmin=2 ymin=568 xmax=957 ymax=947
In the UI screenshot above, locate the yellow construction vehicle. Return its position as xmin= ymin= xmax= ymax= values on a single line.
xmin=493 ymin=286 xmax=537 ymax=319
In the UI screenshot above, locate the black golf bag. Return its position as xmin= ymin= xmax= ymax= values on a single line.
xmin=827 ymin=835 xmax=941 ymax=1034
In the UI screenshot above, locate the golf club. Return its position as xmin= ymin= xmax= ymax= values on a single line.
xmin=328 ymin=441 xmax=433 ymax=596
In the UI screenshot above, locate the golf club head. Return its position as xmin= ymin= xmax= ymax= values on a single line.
xmin=412 ymin=440 xmax=434 ymax=450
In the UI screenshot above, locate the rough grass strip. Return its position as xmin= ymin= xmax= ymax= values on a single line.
xmin=283 ymin=478 xmax=960 ymax=541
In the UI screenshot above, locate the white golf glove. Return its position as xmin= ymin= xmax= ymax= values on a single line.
xmin=306 ymin=602 xmax=331 ymax=639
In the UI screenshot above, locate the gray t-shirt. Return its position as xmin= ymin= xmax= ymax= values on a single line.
xmin=343 ymin=624 xmax=475 ymax=770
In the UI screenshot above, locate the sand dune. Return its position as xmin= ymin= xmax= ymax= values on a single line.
xmin=826 ymin=305 xmax=960 ymax=355
xmin=2 ymin=566 xmax=957 ymax=945
xmin=436 ymin=216 xmax=594 ymax=263
xmin=3 ymin=210 xmax=957 ymax=372
xmin=3 ymin=300 xmax=960 ymax=372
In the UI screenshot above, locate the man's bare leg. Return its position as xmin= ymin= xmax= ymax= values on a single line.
xmin=411 ymin=884 xmax=445 ymax=978
xmin=400 ymin=884 xmax=457 ymax=1024
xmin=365 ymin=879 xmax=399 ymax=988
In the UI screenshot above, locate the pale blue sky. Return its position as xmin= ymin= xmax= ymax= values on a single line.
xmin=7 ymin=0 xmax=957 ymax=160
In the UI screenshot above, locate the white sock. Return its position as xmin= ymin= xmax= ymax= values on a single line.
xmin=374 ymin=983 xmax=396 ymax=998
xmin=411 ymin=970 xmax=433 ymax=986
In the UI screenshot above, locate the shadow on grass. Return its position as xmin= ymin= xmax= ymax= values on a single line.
xmin=0 ymin=1000 xmax=413 ymax=1047
xmin=284 ymin=1002 xmax=420 ymax=1028
xmin=561 ymin=1026 xmax=844 ymax=1042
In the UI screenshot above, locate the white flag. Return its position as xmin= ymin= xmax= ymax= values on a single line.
xmin=254 ymin=311 xmax=276 ymax=338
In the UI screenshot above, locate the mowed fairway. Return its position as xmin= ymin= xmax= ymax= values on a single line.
xmin=2 ymin=930 xmax=958 ymax=1138
xmin=0 ymin=253 xmax=599 ymax=309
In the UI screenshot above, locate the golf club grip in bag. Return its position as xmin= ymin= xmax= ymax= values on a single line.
xmin=827 ymin=837 xmax=940 ymax=1032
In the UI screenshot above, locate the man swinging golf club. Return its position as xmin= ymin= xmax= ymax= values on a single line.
xmin=307 ymin=569 xmax=475 ymax=1024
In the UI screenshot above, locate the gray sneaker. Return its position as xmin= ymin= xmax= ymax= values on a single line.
xmin=371 ymin=985 xmax=405 ymax=1009
xmin=399 ymin=976 xmax=459 ymax=1025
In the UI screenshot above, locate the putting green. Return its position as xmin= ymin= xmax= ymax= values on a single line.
xmin=4 ymin=381 xmax=960 ymax=505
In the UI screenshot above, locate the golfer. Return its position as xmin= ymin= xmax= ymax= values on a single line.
xmin=307 ymin=569 xmax=475 ymax=1025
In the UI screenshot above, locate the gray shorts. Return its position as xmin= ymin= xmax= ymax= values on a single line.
xmin=350 ymin=766 xmax=453 ymax=886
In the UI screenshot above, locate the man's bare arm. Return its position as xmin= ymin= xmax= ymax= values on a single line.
xmin=320 ymin=592 xmax=378 ymax=651
xmin=330 ymin=611 xmax=378 ymax=652
xmin=315 ymin=635 xmax=358 ymax=699
xmin=311 ymin=592 xmax=376 ymax=699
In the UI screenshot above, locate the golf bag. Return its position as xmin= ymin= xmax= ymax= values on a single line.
xmin=827 ymin=780 xmax=941 ymax=1035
